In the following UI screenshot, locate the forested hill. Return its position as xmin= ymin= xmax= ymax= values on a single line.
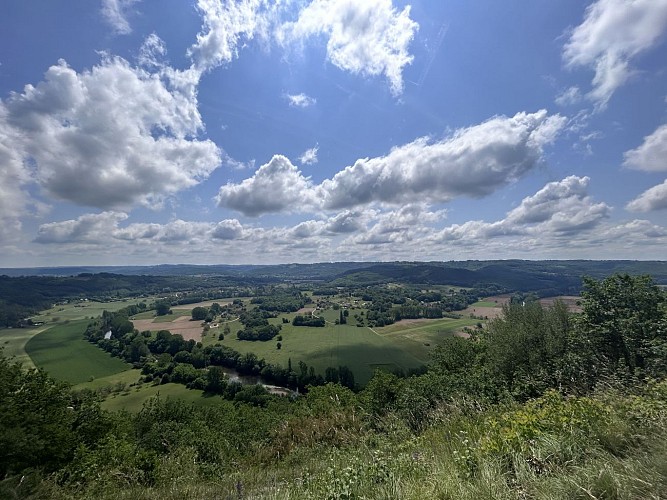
xmin=334 ymin=260 xmax=667 ymax=294
xmin=1 ymin=262 xmax=665 ymax=320
xmin=2 ymin=260 xmax=666 ymax=284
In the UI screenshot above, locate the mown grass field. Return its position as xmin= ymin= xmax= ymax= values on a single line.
xmin=101 ymin=382 xmax=225 ymax=412
xmin=0 ymin=325 xmax=49 ymax=368
xmin=32 ymin=297 xmax=154 ymax=323
xmin=25 ymin=320 xmax=131 ymax=384
xmin=375 ymin=317 xmax=481 ymax=360
xmin=74 ymin=368 xmax=144 ymax=391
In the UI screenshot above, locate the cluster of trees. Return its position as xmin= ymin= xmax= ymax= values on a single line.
xmin=355 ymin=284 xmax=494 ymax=327
xmin=250 ymin=289 xmax=310 ymax=312
xmin=235 ymin=308 xmax=282 ymax=341
xmin=292 ymin=314 xmax=326 ymax=327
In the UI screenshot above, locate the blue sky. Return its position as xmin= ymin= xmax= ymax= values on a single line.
xmin=1 ymin=0 xmax=666 ymax=266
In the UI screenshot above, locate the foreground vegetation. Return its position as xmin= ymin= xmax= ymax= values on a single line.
xmin=2 ymin=273 xmax=667 ymax=499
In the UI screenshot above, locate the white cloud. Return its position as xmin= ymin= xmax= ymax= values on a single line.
xmin=215 ymin=154 xmax=316 ymax=216
xmin=563 ymin=0 xmax=667 ymax=109
xmin=350 ymin=204 xmax=445 ymax=245
xmin=279 ymin=0 xmax=418 ymax=96
xmin=626 ymin=179 xmax=667 ymax=212
xmin=431 ymin=176 xmax=610 ymax=244
xmin=138 ymin=33 xmax=168 ymax=69
xmin=215 ymin=111 xmax=565 ymax=217
xmin=286 ymin=93 xmax=316 ymax=108
xmin=623 ymin=124 xmax=667 ymax=171
xmin=324 ymin=210 xmax=367 ymax=234
xmin=319 ymin=110 xmax=566 ymax=210
xmin=505 ymin=175 xmax=611 ymax=233
xmin=35 ymin=212 xmax=129 ymax=243
xmin=188 ymin=0 xmax=273 ymax=74
xmin=101 ymin=0 xmax=140 ymax=35
xmin=555 ymin=86 xmax=582 ymax=106
xmin=299 ymin=145 xmax=319 ymax=165
xmin=0 ymin=57 xmax=221 ymax=211
xmin=211 ymin=219 xmax=245 ymax=239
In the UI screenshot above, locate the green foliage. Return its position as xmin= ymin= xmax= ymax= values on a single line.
xmin=0 ymin=355 xmax=76 ymax=475
xmin=191 ymin=306 xmax=208 ymax=321
xmin=576 ymin=274 xmax=667 ymax=378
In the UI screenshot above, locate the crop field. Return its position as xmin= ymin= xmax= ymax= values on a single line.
xmin=25 ymin=319 xmax=131 ymax=384
xmin=133 ymin=315 xmax=205 ymax=341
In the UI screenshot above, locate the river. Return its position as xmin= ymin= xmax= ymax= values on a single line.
xmin=218 ymin=366 xmax=297 ymax=397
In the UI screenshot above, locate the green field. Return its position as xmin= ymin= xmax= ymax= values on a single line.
xmin=0 ymin=325 xmax=50 ymax=368
xmin=470 ymin=300 xmax=499 ymax=307
xmin=25 ymin=320 xmax=131 ymax=384
xmin=74 ymin=368 xmax=144 ymax=391
xmin=210 ymin=311 xmax=426 ymax=384
xmin=32 ymin=297 xmax=154 ymax=323
xmin=101 ymin=382 xmax=225 ymax=412
xmin=374 ymin=317 xmax=480 ymax=360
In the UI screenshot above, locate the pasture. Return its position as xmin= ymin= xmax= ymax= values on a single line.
xmin=0 ymin=325 xmax=48 ymax=368
xmin=25 ymin=320 xmax=130 ymax=384
xmin=32 ymin=297 xmax=154 ymax=323
xmin=374 ymin=317 xmax=481 ymax=360
xmin=101 ymin=382 xmax=224 ymax=413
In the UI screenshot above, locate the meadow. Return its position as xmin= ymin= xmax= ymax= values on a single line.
xmin=130 ymin=301 xmax=482 ymax=384
xmin=25 ymin=319 xmax=130 ymax=384
xmin=101 ymin=382 xmax=225 ymax=412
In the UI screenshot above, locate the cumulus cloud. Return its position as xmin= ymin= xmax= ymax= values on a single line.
xmin=186 ymin=0 xmax=418 ymax=94
xmin=215 ymin=154 xmax=316 ymax=216
xmin=279 ymin=0 xmax=418 ymax=95
xmin=299 ymin=145 xmax=319 ymax=165
xmin=626 ymin=180 xmax=667 ymax=212
xmin=505 ymin=175 xmax=611 ymax=233
xmin=34 ymin=212 xmax=129 ymax=244
xmin=432 ymin=176 xmax=611 ymax=244
xmin=101 ymin=0 xmax=140 ymax=35
xmin=188 ymin=0 xmax=273 ymax=73
xmin=623 ymin=124 xmax=667 ymax=172
xmin=215 ymin=111 xmax=564 ymax=217
xmin=211 ymin=219 xmax=245 ymax=239
xmin=351 ymin=204 xmax=445 ymax=245
xmin=35 ymin=212 xmax=247 ymax=245
xmin=324 ymin=210 xmax=367 ymax=234
xmin=563 ymin=0 xmax=667 ymax=109
xmin=318 ymin=110 xmax=566 ymax=210
xmin=0 ymin=57 xmax=221 ymax=211
xmin=286 ymin=93 xmax=316 ymax=108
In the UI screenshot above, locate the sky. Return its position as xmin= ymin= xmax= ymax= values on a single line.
xmin=0 ymin=0 xmax=666 ymax=267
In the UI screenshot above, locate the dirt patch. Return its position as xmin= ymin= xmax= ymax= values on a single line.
xmin=296 ymin=307 xmax=315 ymax=314
xmin=390 ymin=318 xmax=434 ymax=327
xmin=131 ymin=318 xmax=203 ymax=342
xmin=171 ymin=298 xmax=237 ymax=310
xmin=462 ymin=306 xmax=504 ymax=319
xmin=539 ymin=295 xmax=582 ymax=312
